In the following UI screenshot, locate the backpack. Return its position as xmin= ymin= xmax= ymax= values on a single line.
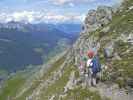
xmin=91 ymin=56 xmax=101 ymax=74
xmin=104 ymin=48 xmax=113 ymax=58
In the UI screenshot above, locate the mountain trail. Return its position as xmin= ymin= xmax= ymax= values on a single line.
xmin=88 ymin=82 xmax=133 ymax=100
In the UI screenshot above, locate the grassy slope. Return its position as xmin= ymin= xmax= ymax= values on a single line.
xmin=63 ymin=87 xmax=102 ymax=100
xmin=39 ymin=62 xmax=102 ymax=100
xmin=111 ymin=0 xmax=133 ymax=83
xmin=16 ymin=55 xmax=66 ymax=100
xmin=0 ymin=73 xmax=26 ymax=100
xmin=93 ymin=0 xmax=133 ymax=87
xmin=0 ymin=52 xmax=71 ymax=100
xmin=13 ymin=54 xmax=102 ymax=100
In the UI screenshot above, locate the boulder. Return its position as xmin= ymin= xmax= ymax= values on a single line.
xmin=64 ymin=71 xmax=76 ymax=93
xmin=101 ymin=26 xmax=110 ymax=33
xmin=127 ymin=78 xmax=133 ymax=88
xmin=83 ymin=6 xmax=113 ymax=33
xmin=128 ymin=6 xmax=133 ymax=10
xmin=104 ymin=42 xmax=114 ymax=58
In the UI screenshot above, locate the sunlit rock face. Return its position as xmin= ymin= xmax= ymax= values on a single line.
xmin=83 ymin=6 xmax=113 ymax=33
xmin=71 ymin=6 xmax=113 ymax=67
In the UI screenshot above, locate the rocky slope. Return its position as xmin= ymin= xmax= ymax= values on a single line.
xmin=0 ymin=0 xmax=133 ymax=100
xmin=73 ymin=0 xmax=133 ymax=88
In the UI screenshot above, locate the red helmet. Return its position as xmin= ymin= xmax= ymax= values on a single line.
xmin=87 ymin=50 xmax=94 ymax=58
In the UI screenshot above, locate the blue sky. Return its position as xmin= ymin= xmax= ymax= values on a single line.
xmin=0 ymin=0 xmax=122 ymax=23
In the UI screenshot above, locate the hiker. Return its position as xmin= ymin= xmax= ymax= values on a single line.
xmin=79 ymin=55 xmax=88 ymax=82
xmin=79 ymin=62 xmax=85 ymax=82
xmin=104 ymin=48 xmax=113 ymax=71
xmin=86 ymin=50 xmax=94 ymax=86
xmin=87 ymin=50 xmax=101 ymax=86
xmin=92 ymin=42 xmax=100 ymax=55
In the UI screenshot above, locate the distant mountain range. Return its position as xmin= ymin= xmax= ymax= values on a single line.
xmin=0 ymin=21 xmax=81 ymax=72
xmin=55 ymin=23 xmax=81 ymax=37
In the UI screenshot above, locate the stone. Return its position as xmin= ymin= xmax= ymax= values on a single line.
xmin=127 ymin=78 xmax=133 ymax=88
xmin=114 ymin=53 xmax=122 ymax=60
xmin=101 ymin=26 xmax=110 ymax=33
xmin=83 ymin=6 xmax=113 ymax=33
xmin=64 ymin=71 xmax=76 ymax=93
xmin=104 ymin=42 xmax=114 ymax=58
xmin=128 ymin=6 xmax=133 ymax=10
xmin=49 ymin=95 xmax=56 ymax=100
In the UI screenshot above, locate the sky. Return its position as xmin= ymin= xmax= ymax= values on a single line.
xmin=0 ymin=0 xmax=123 ymax=23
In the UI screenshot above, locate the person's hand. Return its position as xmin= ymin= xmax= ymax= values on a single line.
xmin=89 ymin=68 xmax=93 ymax=74
xmin=90 ymin=70 xmax=93 ymax=74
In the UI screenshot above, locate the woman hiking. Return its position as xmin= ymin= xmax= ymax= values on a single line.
xmin=87 ymin=50 xmax=101 ymax=87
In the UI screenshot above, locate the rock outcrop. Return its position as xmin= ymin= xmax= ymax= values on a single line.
xmin=71 ymin=0 xmax=133 ymax=91
xmin=83 ymin=6 xmax=113 ymax=33
xmin=72 ymin=6 xmax=113 ymax=67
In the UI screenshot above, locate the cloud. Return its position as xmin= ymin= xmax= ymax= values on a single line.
xmin=51 ymin=0 xmax=122 ymax=7
xmin=42 ymin=13 xmax=85 ymax=23
xmin=0 ymin=11 xmax=42 ymax=23
xmin=51 ymin=0 xmax=90 ymax=6
xmin=0 ymin=11 xmax=85 ymax=23
xmin=53 ymin=0 xmax=74 ymax=5
xmin=0 ymin=0 xmax=121 ymax=24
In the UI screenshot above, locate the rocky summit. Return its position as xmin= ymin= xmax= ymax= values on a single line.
xmin=0 ymin=0 xmax=133 ymax=100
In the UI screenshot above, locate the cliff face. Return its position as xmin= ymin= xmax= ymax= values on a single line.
xmin=84 ymin=6 xmax=113 ymax=33
xmin=0 ymin=0 xmax=133 ymax=100
xmin=72 ymin=6 xmax=114 ymax=67
xmin=71 ymin=0 xmax=133 ymax=89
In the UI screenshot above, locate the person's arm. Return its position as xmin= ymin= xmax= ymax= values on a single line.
xmin=90 ymin=61 xmax=93 ymax=67
xmin=87 ymin=60 xmax=91 ymax=68
xmin=89 ymin=60 xmax=93 ymax=74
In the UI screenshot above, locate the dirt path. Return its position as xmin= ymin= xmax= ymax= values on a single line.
xmin=89 ymin=83 xmax=133 ymax=100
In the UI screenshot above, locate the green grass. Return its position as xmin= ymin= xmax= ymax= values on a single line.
xmin=39 ymin=63 xmax=102 ymax=100
xmin=16 ymin=55 xmax=66 ymax=100
xmin=112 ymin=40 xmax=133 ymax=87
xmin=15 ymin=79 xmax=41 ymax=100
xmin=0 ymin=66 xmax=42 ymax=100
xmin=0 ymin=73 xmax=26 ymax=100
xmin=0 ymin=69 xmax=8 ymax=79
xmin=40 ymin=63 xmax=75 ymax=99
xmin=63 ymin=86 xmax=102 ymax=100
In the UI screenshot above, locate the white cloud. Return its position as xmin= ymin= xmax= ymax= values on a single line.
xmin=41 ymin=12 xmax=85 ymax=23
xmin=52 ymin=0 xmax=96 ymax=6
xmin=12 ymin=11 xmax=34 ymax=22
xmin=51 ymin=0 xmax=123 ymax=7
xmin=0 ymin=11 xmax=84 ymax=24
xmin=69 ymin=2 xmax=74 ymax=7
